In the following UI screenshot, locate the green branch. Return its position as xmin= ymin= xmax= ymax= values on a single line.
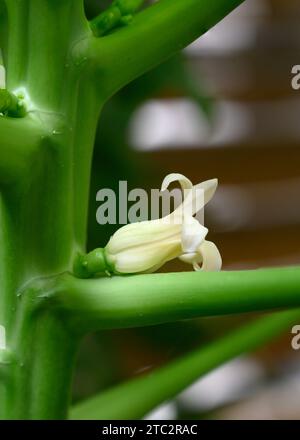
xmin=53 ymin=267 xmax=300 ymax=331
xmin=85 ymin=0 xmax=244 ymax=98
xmin=70 ymin=309 xmax=300 ymax=419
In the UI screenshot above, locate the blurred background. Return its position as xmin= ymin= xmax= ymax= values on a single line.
xmin=73 ymin=0 xmax=300 ymax=419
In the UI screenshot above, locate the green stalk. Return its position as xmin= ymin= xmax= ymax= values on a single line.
xmin=53 ymin=267 xmax=300 ymax=331
xmin=71 ymin=309 xmax=300 ymax=420
xmin=0 ymin=0 xmax=97 ymax=419
xmin=0 ymin=116 xmax=45 ymax=183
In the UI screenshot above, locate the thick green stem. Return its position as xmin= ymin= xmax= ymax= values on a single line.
xmin=6 ymin=0 xmax=89 ymax=108
xmin=8 ymin=298 xmax=79 ymax=419
xmin=0 ymin=116 xmax=46 ymax=183
xmin=0 ymin=276 xmax=79 ymax=419
xmin=0 ymin=0 xmax=98 ymax=420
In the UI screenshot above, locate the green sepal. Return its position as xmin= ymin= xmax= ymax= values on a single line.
xmin=0 ymin=89 xmax=26 ymax=118
xmin=73 ymin=248 xmax=109 ymax=278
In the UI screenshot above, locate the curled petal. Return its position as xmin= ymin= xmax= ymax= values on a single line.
xmin=161 ymin=175 xmax=218 ymax=223
xmin=181 ymin=216 xmax=208 ymax=253
xmin=195 ymin=240 xmax=222 ymax=272
xmin=179 ymin=240 xmax=222 ymax=272
xmin=161 ymin=173 xmax=193 ymax=193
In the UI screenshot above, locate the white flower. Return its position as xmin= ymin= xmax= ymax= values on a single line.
xmin=104 ymin=173 xmax=222 ymax=274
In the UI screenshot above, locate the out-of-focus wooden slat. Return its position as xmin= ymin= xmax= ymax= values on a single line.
xmin=140 ymin=144 xmax=300 ymax=185
xmin=269 ymin=0 xmax=300 ymax=16
xmin=211 ymin=225 xmax=300 ymax=268
xmin=190 ymin=51 xmax=299 ymax=100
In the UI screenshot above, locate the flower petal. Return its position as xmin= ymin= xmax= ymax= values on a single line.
xmin=111 ymin=237 xmax=182 ymax=273
xmin=161 ymin=173 xmax=193 ymax=192
xmin=171 ymin=178 xmax=218 ymax=221
xmin=160 ymin=173 xmax=193 ymax=224
xmin=106 ymin=220 xmax=181 ymax=254
xmin=179 ymin=240 xmax=222 ymax=271
xmin=194 ymin=240 xmax=222 ymax=272
xmin=181 ymin=178 xmax=218 ymax=216
xmin=181 ymin=216 xmax=208 ymax=253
